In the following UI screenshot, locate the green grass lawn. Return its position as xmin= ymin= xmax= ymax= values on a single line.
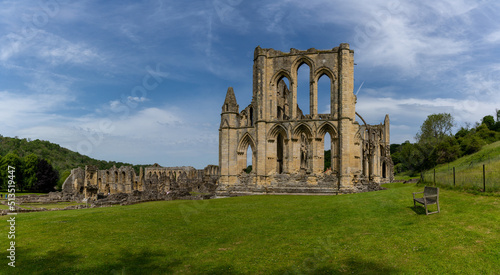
xmin=1 ymin=183 xmax=499 ymax=274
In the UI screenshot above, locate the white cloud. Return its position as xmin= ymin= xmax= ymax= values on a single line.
xmin=0 ymin=29 xmax=101 ymax=66
xmin=356 ymin=94 xmax=500 ymax=143
xmin=0 ymin=90 xmax=74 ymax=134
xmin=13 ymin=105 xmax=219 ymax=168
xmin=485 ymin=30 xmax=500 ymax=43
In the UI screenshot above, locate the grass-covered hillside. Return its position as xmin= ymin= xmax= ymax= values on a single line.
xmin=1 ymin=183 xmax=498 ymax=274
xmin=422 ymin=141 xmax=500 ymax=192
xmin=432 ymin=140 xmax=500 ymax=171
xmin=0 ymin=136 xmax=145 ymax=172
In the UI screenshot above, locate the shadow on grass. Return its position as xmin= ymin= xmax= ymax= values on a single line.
xmin=277 ymin=257 xmax=400 ymax=274
xmin=409 ymin=205 xmax=440 ymax=215
xmin=409 ymin=205 xmax=427 ymax=215
xmin=15 ymin=247 xmax=182 ymax=274
xmin=192 ymin=264 xmax=241 ymax=274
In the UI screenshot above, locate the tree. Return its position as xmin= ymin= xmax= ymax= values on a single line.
xmin=455 ymin=127 xmax=470 ymax=139
xmin=476 ymin=123 xmax=499 ymax=143
xmin=416 ymin=113 xmax=455 ymax=145
xmin=482 ymin=115 xmax=495 ymax=130
xmin=434 ymin=136 xmax=460 ymax=164
xmin=23 ymin=153 xmax=39 ymax=190
xmin=460 ymin=135 xmax=483 ymax=155
xmin=34 ymin=159 xmax=59 ymax=192
xmin=415 ymin=113 xmax=455 ymax=170
xmin=0 ymin=152 xmax=24 ymax=191
xmin=397 ymin=142 xmax=425 ymax=174
xmin=324 ymin=149 xmax=331 ymax=171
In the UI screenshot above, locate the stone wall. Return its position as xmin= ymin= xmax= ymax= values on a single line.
xmin=61 ymin=164 xmax=219 ymax=203
xmin=218 ymin=44 xmax=393 ymax=196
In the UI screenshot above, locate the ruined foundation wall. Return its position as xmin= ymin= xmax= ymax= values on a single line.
xmin=62 ymin=164 xmax=220 ymax=202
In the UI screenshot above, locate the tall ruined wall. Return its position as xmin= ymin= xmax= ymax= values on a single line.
xmin=218 ymin=44 xmax=393 ymax=196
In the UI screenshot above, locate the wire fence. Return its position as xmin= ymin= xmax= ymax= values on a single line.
xmin=421 ymin=164 xmax=500 ymax=192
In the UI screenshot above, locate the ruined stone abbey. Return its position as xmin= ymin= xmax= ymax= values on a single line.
xmin=218 ymin=43 xmax=393 ymax=195
xmin=61 ymin=43 xmax=393 ymax=202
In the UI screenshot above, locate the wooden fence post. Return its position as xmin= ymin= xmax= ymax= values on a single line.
xmin=433 ymin=169 xmax=436 ymax=186
xmin=453 ymin=167 xmax=455 ymax=187
xmin=483 ymin=164 xmax=486 ymax=192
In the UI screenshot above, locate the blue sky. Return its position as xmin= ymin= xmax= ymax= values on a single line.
xmin=1 ymin=0 xmax=499 ymax=168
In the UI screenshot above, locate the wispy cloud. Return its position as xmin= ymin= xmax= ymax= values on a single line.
xmin=357 ymin=94 xmax=499 ymax=143
xmin=484 ymin=30 xmax=500 ymax=44
xmin=1 ymin=0 xmax=500 ymax=167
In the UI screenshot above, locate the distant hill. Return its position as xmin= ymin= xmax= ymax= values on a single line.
xmin=0 ymin=135 xmax=150 ymax=187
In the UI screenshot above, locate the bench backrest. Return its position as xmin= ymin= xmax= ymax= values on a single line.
xmin=424 ymin=186 xmax=439 ymax=196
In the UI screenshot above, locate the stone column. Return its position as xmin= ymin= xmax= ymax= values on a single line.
xmin=310 ymin=80 xmax=318 ymax=117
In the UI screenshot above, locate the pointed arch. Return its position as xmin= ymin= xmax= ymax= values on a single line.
xmin=237 ymin=132 xmax=256 ymax=153
xmin=296 ymin=61 xmax=311 ymax=116
xmin=270 ymin=69 xmax=292 ymax=88
xmin=291 ymin=56 xmax=315 ymax=73
xmin=293 ymin=123 xmax=313 ymax=139
xmin=317 ymin=122 xmax=338 ymax=139
xmin=314 ymin=67 xmax=336 ymax=82
xmin=315 ymin=67 xmax=337 ymax=116
xmin=237 ymin=132 xmax=257 ymax=174
xmin=268 ymin=124 xmax=289 ymax=141
xmin=317 ymin=122 xmax=338 ymax=173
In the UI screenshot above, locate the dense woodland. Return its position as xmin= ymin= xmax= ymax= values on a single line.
xmin=0 ymin=136 xmax=149 ymax=192
xmin=391 ymin=110 xmax=500 ymax=175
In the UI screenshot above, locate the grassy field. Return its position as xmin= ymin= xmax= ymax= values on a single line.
xmin=422 ymin=141 xmax=500 ymax=192
xmin=1 ymin=183 xmax=499 ymax=274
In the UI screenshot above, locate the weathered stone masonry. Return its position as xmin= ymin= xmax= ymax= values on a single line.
xmin=62 ymin=164 xmax=219 ymax=202
xmin=218 ymin=44 xmax=393 ymax=195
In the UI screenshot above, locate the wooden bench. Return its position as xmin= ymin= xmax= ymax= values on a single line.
xmin=412 ymin=186 xmax=440 ymax=215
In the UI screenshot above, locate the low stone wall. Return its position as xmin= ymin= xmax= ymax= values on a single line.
xmin=217 ymin=173 xmax=385 ymax=196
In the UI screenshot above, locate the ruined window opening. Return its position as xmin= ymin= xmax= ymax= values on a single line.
xmin=382 ymin=162 xmax=387 ymax=179
xmin=297 ymin=63 xmax=310 ymax=116
xmin=300 ymin=132 xmax=309 ymax=170
xmin=114 ymin=171 xmax=118 ymax=183
xmin=324 ymin=132 xmax=332 ymax=172
xmin=249 ymin=107 xmax=254 ymax=126
xmin=277 ymin=77 xmax=290 ymax=120
xmin=318 ymin=74 xmax=332 ymax=115
xmin=245 ymin=145 xmax=253 ymax=173
xmin=277 ymin=133 xmax=284 ymax=174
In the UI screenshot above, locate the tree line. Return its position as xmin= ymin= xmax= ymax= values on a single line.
xmin=0 ymin=152 xmax=59 ymax=192
xmin=0 ymin=136 xmax=150 ymax=192
xmin=391 ymin=110 xmax=500 ymax=175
